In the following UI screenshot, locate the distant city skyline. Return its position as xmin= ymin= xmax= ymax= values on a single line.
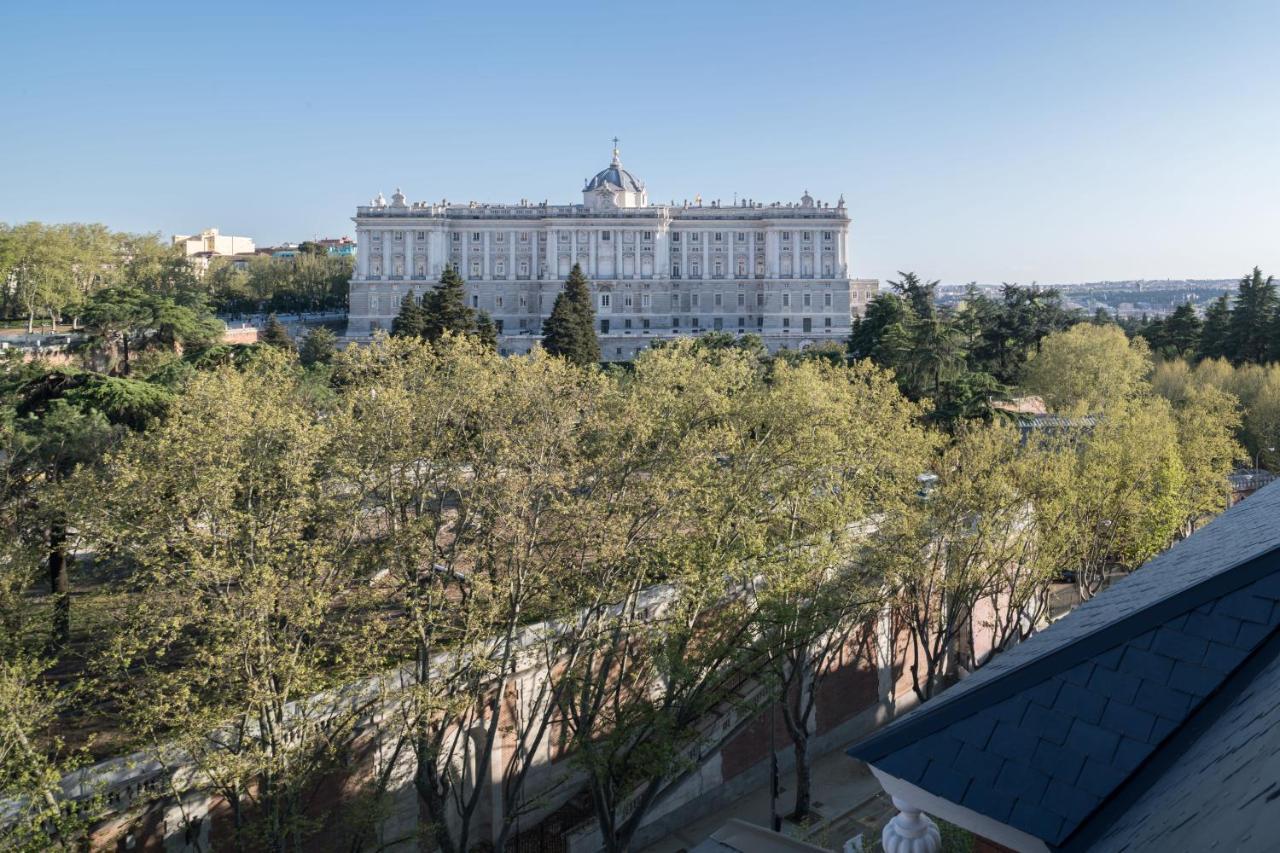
xmin=3 ymin=0 xmax=1277 ymax=285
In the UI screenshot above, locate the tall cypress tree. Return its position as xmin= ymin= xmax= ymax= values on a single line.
xmin=1225 ymin=267 xmax=1277 ymax=364
xmin=542 ymin=263 xmax=600 ymax=365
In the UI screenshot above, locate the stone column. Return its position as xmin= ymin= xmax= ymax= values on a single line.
xmin=482 ymin=231 xmax=490 ymax=280
xmin=508 ymin=229 xmax=516 ymax=281
xmin=403 ymin=229 xmax=413 ymax=278
xmin=571 ymin=229 xmax=578 ymax=274
xmin=381 ymin=230 xmax=391 ymax=279
xmin=701 ymin=231 xmax=709 ymax=280
xmin=357 ymin=229 xmax=368 ymax=279
xmin=614 ymin=226 xmax=622 ymax=280
xmin=881 ymin=797 xmax=941 ymax=853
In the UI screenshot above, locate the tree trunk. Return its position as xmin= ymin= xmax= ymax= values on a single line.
xmin=27 ymin=309 xmax=35 ymax=335
xmin=49 ymin=520 xmax=70 ymax=648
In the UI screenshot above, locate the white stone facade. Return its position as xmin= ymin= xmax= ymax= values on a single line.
xmin=347 ymin=149 xmax=877 ymax=360
xmin=173 ymin=228 xmax=256 ymax=257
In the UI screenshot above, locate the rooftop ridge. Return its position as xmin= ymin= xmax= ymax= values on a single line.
xmin=851 ymin=481 xmax=1280 ymax=761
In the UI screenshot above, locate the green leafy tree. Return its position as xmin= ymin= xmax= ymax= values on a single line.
xmin=1022 ymin=323 xmax=1151 ymax=414
xmin=541 ymin=263 xmax=600 ymax=365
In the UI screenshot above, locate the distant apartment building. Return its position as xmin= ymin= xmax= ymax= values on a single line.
xmin=348 ymin=145 xmax=878 ymax=360
xmin=173 ymin=228 xmax=255 ymax=257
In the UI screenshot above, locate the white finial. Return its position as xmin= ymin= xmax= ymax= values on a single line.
xmin=611 ymin=136 xmax=621 ymax=165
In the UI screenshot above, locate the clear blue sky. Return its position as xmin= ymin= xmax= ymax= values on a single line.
xmin=4 ymin=0 xmax=1278 ymax=284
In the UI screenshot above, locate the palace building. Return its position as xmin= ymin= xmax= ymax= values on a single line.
xmin=347 ymin=146 xmax=877 ymax=360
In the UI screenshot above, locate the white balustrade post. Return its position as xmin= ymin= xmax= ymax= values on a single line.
xmin=881 ymin=796 xmax=941 ymax=853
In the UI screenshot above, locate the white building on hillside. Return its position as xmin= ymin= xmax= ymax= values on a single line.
xmin=173 ymin=228 xmax=256 ymax=257
xmin=347 ymin=147 xmax=877 ymax=360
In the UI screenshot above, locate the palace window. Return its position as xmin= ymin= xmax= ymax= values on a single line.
xmin=673 ymin=316 xmax=680 ymax=329
xmin=416 ymin=231 xmax=426 ymax=240
xmin=757 ymin=293 xmax=765 ymax=306
xmin=714 ymin=261 xmax=723 ymax=277
xmin=642 ymin=231 xmax=653 ymax=241
xmin=520 ymin=232 xmax=529 ymax=243
xmin=470 ymin=261 xmax=481 ymax=278
xmin=599 ymin=293 xmax=611 ymax=309
xmin=472 ymin=232 xmax=481 ymax=242
xmin=625 ymin=319 xmax=632 ymax=330
xmin=519 ymin=260 xmax=529 ymax=277
xmin=643 ymin=318 xmax=650 ymax=330
xmin=642 ymin=293 xmax=651 ymax=308
xmin=824 ymin=317 xmax=832 ymax=329
xmin=737 ymin=260 xmax=746 ymax=277
xmin=624 ymin=294 xmax=633 ymax=308
xmin=559 ymin=231 xmax=570 ymax=243
xmin=825 ymin=292 xmax=833 ymax=307
xmin=672 ymin=232 xmax=681 ymax=242
xmin=803 ymin=317 xmax=812 ymax=333
xmin=783 ymin=318 xmax=791 ymax=331
xmin=802 ymin=231 xmax=811 ymax=242
xmin=519 ymin=294 xmax=527 ymax=308
xmin=452 ymin=233 xmax=460 ymax=242
xmin=714 ymin=232 xmax=723 ymax=242
xmin=803 ymin=293 xmax=811 ymax=308
xmin=471 ymin=295 xmax=479 ymax=307
xmin=738 ymin=316 xmax=745 ymax=330
xmin=690 ymin=232 xmax=700 ymax=243
xmin=736 ymin=232 xmax=745 ymax=242
xmin=496 ymin=232 xmax=505 ymax=243
xmin=782 ymin=293 xmax=791 ymax=308
xmin=602 ymin=231 xmax=611 ymax=241
xmin=737 ymin=292 xmax=745 ymax=307
xmin=672 ymin=263 xmax=681 ymax=278
xmin=823 ymin=231 xmax=833 ymax=241
xmin=714 ymin=317 xmax=723 ymax=330
xmin=496 ymin=262 xmax=506 ymax=277
xmin=781 ymin=232 xmax=791 ymax=242
xmin=714 ymin=293 xmax=722 ymax=308
xmin=601 ymin=319 xmax=610 ymax=333
xmin=691 ymin=263 xmax=700 ymax=278
xmin=692 ymin=294 xmax=700 ymax=308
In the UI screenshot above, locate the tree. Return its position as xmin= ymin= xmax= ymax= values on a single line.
xmin=1022 ymin=323 xmax=1151 ymax=414
xmin=81 ymin=287 xmax=223 ymax=375
xmin=848 ymin=292 xmax=910 ymax=363
xmin=869 ymin=423 xmax=1054 ymax=701
xmin=1038 ymin=398 xmax=1188 ymax=599
xmin=1198 ymin=294 xmax=1232 ymax=362
xmin=260 ymin=312 xmax=296 ymax=351
xmin=749 ymin=358 xmax=930 ymax=820
xmin=542 ymin=263 xmax=600 ymax=365
xmin=80 ymin=353 xmax=379 ymax=852
xmin=391 ymin=291 xmax=426 ymax=339
xmin=422 ymin=265 xmax=494 ymax=346
xmin=298 ymin=325 xmax=338 ymax=367
xmin=328 ymin=335 xmax=605 ymax=853
xmin=888 ymin=271 xmax=939 ymax=320
xmin=1224 ymin=267 xmax=1277 ymax=365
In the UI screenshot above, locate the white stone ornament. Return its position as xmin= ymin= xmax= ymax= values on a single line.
xmin=881 ymin=796 xmax=942 ymax=853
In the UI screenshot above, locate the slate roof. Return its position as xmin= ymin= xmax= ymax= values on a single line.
xmin=848 ymin=480 xmax=1280 ymax=851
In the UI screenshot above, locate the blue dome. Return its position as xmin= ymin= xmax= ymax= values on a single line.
xmin=585 ymin=149 xmax=644 ymax=192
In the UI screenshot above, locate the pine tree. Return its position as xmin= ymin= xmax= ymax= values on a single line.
xmin=299 ymin=325 xmax=338 ymax=366
xmin=422 ymin=265 xmax=478 ymax=343
xmin=260 ymin=313 xmax=295 ymax=351
xmin=1198 ymin=294 xmax=1231 ymax=361
xmin=391 ymin=291 xmax=426 ymax=339
xmin=1225 ymin=267 xmax=1277 ymax=364
xmin=542 ymin=264 xmax=600 ymax=365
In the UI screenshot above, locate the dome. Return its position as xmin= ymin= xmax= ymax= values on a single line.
xmin=585 ymin=147 xmax=644 ymax=193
